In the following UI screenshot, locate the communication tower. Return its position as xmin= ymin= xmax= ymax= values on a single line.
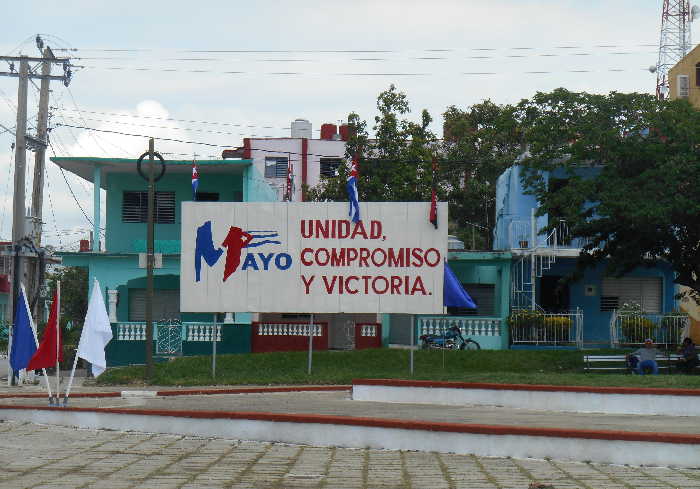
xmin=651 ymin=0 xmax=699 ymax=98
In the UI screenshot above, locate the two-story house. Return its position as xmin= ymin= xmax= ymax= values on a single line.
xmin=494 ymin=163 xmax=681 ymax=347
xmin=51 ymin=156 xmax=279 ymax=366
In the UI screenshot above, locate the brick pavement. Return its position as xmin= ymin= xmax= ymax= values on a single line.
xmin=1 ymin=420 xmax=699 ymax=489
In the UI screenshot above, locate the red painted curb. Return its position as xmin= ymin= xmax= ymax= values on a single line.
xmin=1 ymin=403 xmax=699 ymax=445
xmin=0 ymin=385 xmax=350 ymax=400
xmin=0 ymin=392 xmax=120 ymax=399
xmin=154 ymin=386 xmax=351 ymax=396
xmin=353 ymin=379 xmax=700 ymax=397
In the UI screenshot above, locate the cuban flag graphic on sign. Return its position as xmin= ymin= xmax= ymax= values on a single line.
xmin=192 ymin=163 xmax=199 ymax=200
xmin=346 ymin=157 xmax=360 ymax=223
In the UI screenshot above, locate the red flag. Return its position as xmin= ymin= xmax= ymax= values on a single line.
xmin=429 ymin=157 xmax=438 ymax=229
xmin=27 ymin=289 xmax=63 ymax=370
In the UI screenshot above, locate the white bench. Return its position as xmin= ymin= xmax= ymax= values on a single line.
xmin=583 ymin=353 xmax=699 ymax=372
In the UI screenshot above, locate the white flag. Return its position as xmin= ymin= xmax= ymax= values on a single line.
xmin=77 ymin=280 xmax=113 ymax=377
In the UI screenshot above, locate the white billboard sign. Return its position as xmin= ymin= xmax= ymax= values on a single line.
xmin=180 ymin=202 xmax=447 ymax=314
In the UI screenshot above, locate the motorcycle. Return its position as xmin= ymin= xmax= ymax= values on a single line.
xmin=420 ymin=325 xmax=480 ymax=350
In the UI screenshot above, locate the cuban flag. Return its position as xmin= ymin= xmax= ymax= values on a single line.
xmin=192 ymin=163 xmax=199 ymax=200
xmin=346 ymin=156 xmax=360 ymax=223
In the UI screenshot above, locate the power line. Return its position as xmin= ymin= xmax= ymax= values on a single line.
xmin=58 ymin=114 xmax=277 ymax=138
xmin=72 ymin=64 xmax=645 ymax=77
xmin=52 ymin=122 xmax=505 ymax=167
xmin=48 ymin=138 xmax=95 ymax=228
xmin=57 ymin=42 xmax=658 ymax=54
xmin=53 ymin=107 xmax=292 ymax=131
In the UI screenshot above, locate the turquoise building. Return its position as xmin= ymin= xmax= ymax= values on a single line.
xmin=52 ymin=156 xmax=277 ymax=365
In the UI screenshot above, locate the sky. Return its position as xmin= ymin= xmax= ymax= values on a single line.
xmin=0 ymin=0 xmax=677 ymax=250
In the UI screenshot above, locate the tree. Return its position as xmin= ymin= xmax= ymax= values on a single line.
xmin=441 ymin=101 xmax=521 ymax=248
xmin=307 ymin=86 xmax=521 ymax=249
xmin=516 ymin=88 xmax=700 ymax=303
xmin=306 ymin=84 xmax=436 ymax=203
xmin=46 ymin=266 xmax=89 ymax=328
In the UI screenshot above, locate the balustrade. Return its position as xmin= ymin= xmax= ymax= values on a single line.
xmin=256 ymin=323 xmax=322 ymax=337
xmin=418 ymin=317 xmax=502 ymax=338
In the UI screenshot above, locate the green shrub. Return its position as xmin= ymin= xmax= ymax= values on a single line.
xmin=543 ymin=316 xmax=572 ymax=334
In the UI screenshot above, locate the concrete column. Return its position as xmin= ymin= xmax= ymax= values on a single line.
xmin=93 ymin=165 xmax=101 ymax=252
xmin=107 ymin=289 xmax=118 ymax=323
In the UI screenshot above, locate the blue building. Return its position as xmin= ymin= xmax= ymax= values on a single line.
xmin=52 ymin=156 xmax=277 ymax=365
xmin=494 ymin=164 xmax=681 ymax=347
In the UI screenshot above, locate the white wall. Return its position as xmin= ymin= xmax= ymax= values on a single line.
xmin=249 ymin=138 xmax=346 ymax=201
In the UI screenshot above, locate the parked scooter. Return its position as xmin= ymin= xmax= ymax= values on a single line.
xmin=420 ymin=325 xmax=480 ymax=350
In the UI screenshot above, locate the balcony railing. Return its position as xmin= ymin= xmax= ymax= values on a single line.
xmin=610 ymin=313 xmax=689 ymax=348
xmin=417 ymin=316 xmax=503 ymax=338
xmin=507 ymin=219 xmax=590 ymax=250
xmin=115 ymin=322 xmax=222 ymax=342
xmin=509 ymin=309 xmax=583 ymax=347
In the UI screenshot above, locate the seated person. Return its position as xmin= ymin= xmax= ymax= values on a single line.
xmin=628 ymin=339 xmax=661 ymax=375
xmin=677 ymin=337 xmax=699 ymax=374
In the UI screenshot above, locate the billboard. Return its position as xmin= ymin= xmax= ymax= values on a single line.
xmin=180 ymin=202 xmax=447 ymax=314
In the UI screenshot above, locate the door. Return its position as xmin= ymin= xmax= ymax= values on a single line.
xmin=539 ymin=276 xmax=570 ymax=313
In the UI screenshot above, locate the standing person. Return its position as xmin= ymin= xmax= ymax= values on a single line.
xmin=629 ymin=339 xmax=661 ymax=375
xmin=677 ymin=337 xmax=698 ymax=374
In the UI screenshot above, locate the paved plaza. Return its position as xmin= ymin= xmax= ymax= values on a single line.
xmin=0 ymin=420 xmax=698 ymax=489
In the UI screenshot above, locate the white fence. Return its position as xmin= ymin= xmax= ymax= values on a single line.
xmin=417 ymin=316 xmax=502 ymax=338
xmin=509 ymin=310 xmax=584 ymax=347
xmin=116 ymin=322 xmax=223 ymax=342
xmin=610 ymin=313 xmax=689 ymax=347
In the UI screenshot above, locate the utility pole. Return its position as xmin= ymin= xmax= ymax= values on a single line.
xmin=28 ymin=46 xmax=54 ymax=321
xmin=7 ymin=58 xmax=29 ymax=385
xmin=1 ymin=45 xmax=72 ymax=384
xmin=145 ymin=138 xmax=155 ymax=381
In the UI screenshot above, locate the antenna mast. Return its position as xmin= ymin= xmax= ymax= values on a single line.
xmin=654 ymin=0 xmax=695 ymax=98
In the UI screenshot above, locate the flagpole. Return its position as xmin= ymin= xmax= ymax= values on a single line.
xmin=22 ymin=284 xmax=53 ymax=401
xmin=63 ymin=348 xmax=79 ymax=406
xmin=54 ymin=280 xmax=61 ymax=404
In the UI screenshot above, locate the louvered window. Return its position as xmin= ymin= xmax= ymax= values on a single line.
xmin=265 ymin=157 xmax=288 ymax=178
xmin=128 ymin=289 xmax=180 ymax=321
xmin=320 ymin=158 xmax=342 ymax=178
xmin=122 ymin=191 xmax=176 ymax=224
xmin=600 ymin=277 xmax=662 ymax=313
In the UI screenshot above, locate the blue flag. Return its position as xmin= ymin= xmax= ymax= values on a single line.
xmin=346 ymin=157 xmax=360 ymax=223
xmin=444 ymin=262 xmax=477 ymax=309
xmin=9 ymin=287 xmax=37 ymax=371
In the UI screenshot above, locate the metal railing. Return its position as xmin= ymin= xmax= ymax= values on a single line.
xmin=418 ymin=316 xmax=502 ymax=338
xmin=611 ymin=313 xmax=689 ymax=348
xmin=509 ymin=309 xmax=584 ymax=347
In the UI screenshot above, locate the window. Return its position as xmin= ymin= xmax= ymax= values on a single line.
xmin=600 ymin=277 xmax=662 ymax=313
xmin=447 ymin=283 xmax=495 ymax=316
xmin=128 ymin=289 xmax=180 ymax=321
xmin=677 ymin=74 xmax=690 ymax=98
xmin=265 ymin=157 xmax=288 ymax=178
xmin=696 ymin=63 xmax=700 ymax=86
xmin=320 ymin=158 xmax=342 ymax=178
xmin=122 ymin=191 xmax=176 ymax=224
xmin=195 ymin=192 xmax=219 ymax=202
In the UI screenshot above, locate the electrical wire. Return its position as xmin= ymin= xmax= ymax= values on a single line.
xmin=0 ymin=146 xmax=15 ymax=237
xmin=52 ymin=122 xmax=500 ymax=167
xmin=49 ymin=138 xmax=94 ymax=228
xmin=43 ymin=164 xmax=62 ymax=248
xmin=65 ymin=87 xmax=130 ymax=155
xmin=53 ymin=107 xmax=292 ymax=131
xmin=57 ymin=42 xmax=658 ymax=54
